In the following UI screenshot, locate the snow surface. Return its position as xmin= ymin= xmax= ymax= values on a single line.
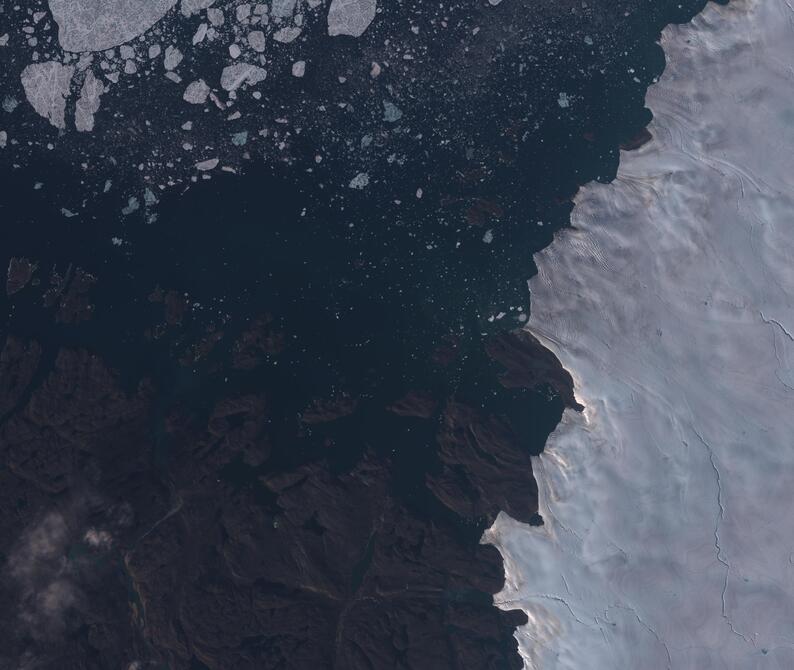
xmin=484 ymin=0 xmax=794 ymax=667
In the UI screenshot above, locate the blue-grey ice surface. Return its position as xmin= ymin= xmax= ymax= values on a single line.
xmin=485 ymin=0 xmax=794 ymax=667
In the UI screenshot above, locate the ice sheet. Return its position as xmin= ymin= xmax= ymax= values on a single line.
xmin=484 ymin=0 xmax=794 ymax=667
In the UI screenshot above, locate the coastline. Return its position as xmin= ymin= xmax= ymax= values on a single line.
xmin=485 ymin=0 xmax=794 ymax=666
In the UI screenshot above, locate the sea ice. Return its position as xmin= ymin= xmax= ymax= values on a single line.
xmin=75 ymin=71 xmax=103 ymax=132
xmin=20 ymin=61 xmax=74 ymax=129
xmin=48 ymin=0 xmax=177 ymax=52
xmin=220 ymin=63 xmax=267 ymax=91
xmin=327 ymin=0 xmax=376 ymax=37
xmin=183 ymin=79 xmax=210 ymax=104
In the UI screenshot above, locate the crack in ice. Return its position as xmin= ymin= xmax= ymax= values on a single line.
xmin=612 ymin=603 xmax=673 ymax=670
xmin=692 ymin=427 xmax=755 ymax=646
xmin=760 ymin=311 xmax=794 ymax=342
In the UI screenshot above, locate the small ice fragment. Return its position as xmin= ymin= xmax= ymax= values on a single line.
xmin=2 ymin=96 xmax=19 ymax=113
xmin=482 ymin=229 xmax=494 ymax=244
xmin=349 ymin=172 xmax=369 ymax=189
xmin=220 ymin=63 xmax=267 ymax=91
xmin=181 ymin=0 xmax=215 ymax=17
xmin=207 ymin=7 xmax=224 ymax=25
xmin=183 ymin=79 xmax=210 ymax=104
xmin=383 ymin=101 xmax=403 ymax=122
xmin=292 ymin=60 xmax=306 ymax=77
xmin=195 ymin=158 xmax=219 ymax=170
xmin=248 ymin=30 xmax=266 ymax=52
xmin=327 ymin=0 xmax=377 ymax=37
xmin=273 ymin=26 xmax=301 ymax=42
xmin=229 ymin=43 xmax=242 ymax=58
xmin=164 ymin=45 xmax=183 ymax=70
xmin=121 ymin=197 xmax=140 ymax=215
xmin=557 ymin=92 xmax=570 ymax=108
xmin=76 ymin=53 xmax=94 ymax=71
xmin=272 ymin=0 xmax=297 ymax=17
xmin=193 ymin=23 xmax=209 ymax=44
xmin=236 ymin=4 xmax=252 ymax=21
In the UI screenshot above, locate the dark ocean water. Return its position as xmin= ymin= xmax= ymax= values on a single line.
xmin=0 ymin=1 xmax=721 ymax=667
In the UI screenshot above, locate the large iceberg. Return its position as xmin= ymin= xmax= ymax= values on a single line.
xmin=48 ymin=0 xmax=177 ymax=52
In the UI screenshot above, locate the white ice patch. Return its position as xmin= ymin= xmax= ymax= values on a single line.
xmin=20 ymin=61 xmax=74 ymax=129
xmin=48 ymin=0 xmax=178 ymax=52
xmin=485 ymin=0 xmax=794 ymax=668
xmin=327 ymin=0 xmax=377 ymax=37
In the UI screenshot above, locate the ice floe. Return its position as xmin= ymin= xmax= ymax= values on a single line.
xmin=75 ymin=70 xmax=103 ymax=132
xmin=48 ymin=0 xmax=178 ymax=52
xmin=327 ymin=0 xmax=376 ymax=37
xmin=183 ymin=79 xmax=211 ymax=104
xmin=20 ymin=61 xmax=74 ymax=129
xmin=220 ymin=62 xmax=267 ymax=91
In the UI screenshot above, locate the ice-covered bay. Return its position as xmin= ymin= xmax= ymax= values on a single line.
xmin=485 ymin=0 xmax=794 ymax=667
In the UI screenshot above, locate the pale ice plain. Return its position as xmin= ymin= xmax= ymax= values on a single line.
xmin=484 ymin=0 xmax=794 ymax=668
